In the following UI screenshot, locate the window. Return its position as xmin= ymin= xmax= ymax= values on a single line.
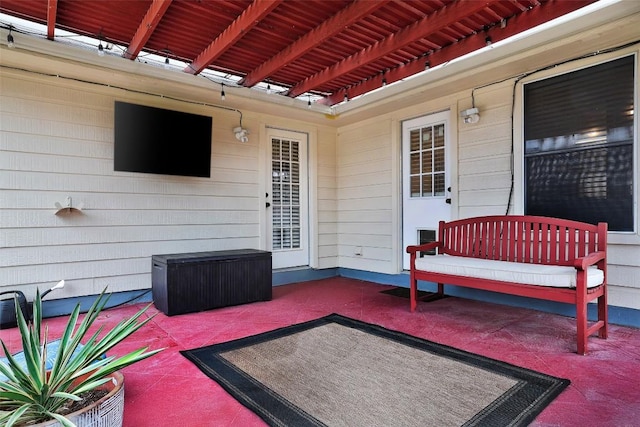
xmin=524 ymin=55 xmax=635 ymax=232
xmin=272 ymin=138 xmax=301 ymax=250
xmin=409 ymin=124 xmax=446 ymax=197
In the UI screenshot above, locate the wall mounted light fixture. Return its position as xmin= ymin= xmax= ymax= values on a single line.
xmin=460 ymin=107 xmax=480 ymax=124
xmin=233 ymin=127 xmax=249 ymax=143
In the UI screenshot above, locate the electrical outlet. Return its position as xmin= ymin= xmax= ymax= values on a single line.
xmin=354 ymin=246 xmax=362 ymax=256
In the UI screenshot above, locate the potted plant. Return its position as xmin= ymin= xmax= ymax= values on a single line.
xmin=0 ymin=286 xmax=163 ymax=426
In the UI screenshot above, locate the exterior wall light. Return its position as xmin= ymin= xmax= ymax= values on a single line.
xmin=460 ymin=107 xmax=480 ymax=124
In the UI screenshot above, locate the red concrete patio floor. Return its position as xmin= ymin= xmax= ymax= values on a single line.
xmin=2 ymin=277 xmax=639 ymax=426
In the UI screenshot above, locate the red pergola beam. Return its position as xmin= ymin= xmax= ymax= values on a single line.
xmin=185 ymin=0 xmax=282 ymax=75
xmin=47 ymin=0 xmax=57 ymax=40
xmin=239 ymin=0 xmax=391 ymax=87
xmin=123 ymin=0 xmax=172 ymax=60
xmin=287 ymin=0 xmax=502 ymax=99
xmin=320 ymin=0 xmax=597 ymax=106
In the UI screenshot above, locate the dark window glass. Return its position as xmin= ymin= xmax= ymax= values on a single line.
xmin=524 ymin=55 xmax=635 ymax=231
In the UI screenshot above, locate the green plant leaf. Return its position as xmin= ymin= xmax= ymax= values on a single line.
xmin=0 ymin=286 xmax=163 ymax=425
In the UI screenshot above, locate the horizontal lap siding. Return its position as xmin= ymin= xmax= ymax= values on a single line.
xmin=317 ymin=127 xmax=338 ymax=269
xmin=0 ymin=73 xmax=261 ymax=297
xmin=337 ymin=119 xmax=393 ymax=273
xmin=458 ymin=84 xmax=513 ymax=216
xmin=608 ymin=245 xmax=640 ymax=309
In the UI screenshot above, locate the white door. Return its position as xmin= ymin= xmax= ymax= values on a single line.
xmin=402 ymin=111 xmax=452 ymax=269
xmin=267 ymin=128 xmax=309 ymax=269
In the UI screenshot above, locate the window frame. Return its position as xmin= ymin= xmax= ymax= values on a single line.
xmin=514 ymin=52 xmax=639 ymax=241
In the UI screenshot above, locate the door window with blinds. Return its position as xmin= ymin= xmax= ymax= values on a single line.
xmin=524 ymin=55 xmax=635 ymax=232
xmin=272 ymin=138 xmax=301 ymax=250
xmin=410 ymin=123 xmax=446 ymax=198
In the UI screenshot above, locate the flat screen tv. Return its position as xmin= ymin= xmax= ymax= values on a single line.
xmin=114 ymin=101 xmax=212 ymax=177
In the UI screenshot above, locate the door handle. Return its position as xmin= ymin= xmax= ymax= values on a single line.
xmin=445 ymin=198 xmax=451 ymax=204
xmin=266 ymin=202 xmax=271 ymax=208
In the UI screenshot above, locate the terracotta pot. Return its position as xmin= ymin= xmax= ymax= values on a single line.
xmin=33 ymin=371 xmax=125 ymax=427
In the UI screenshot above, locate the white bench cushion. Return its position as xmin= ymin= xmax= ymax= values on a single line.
xmin=414 ymin=255 xmax=604 ymax=289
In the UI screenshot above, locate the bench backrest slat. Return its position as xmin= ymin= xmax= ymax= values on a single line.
xmin=440 ymin=215 xmax=607 ymax=266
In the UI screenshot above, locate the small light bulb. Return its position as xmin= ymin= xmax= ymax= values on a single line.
xmin=7 ymin=33 xmax=15 ymax=49
xmin=164 ymin=57 xmax=170 ymax=69
xmin=267 ymin=84 xmax=272 ymax=95
xmin=98 ymin=42 xmax=105 ymax=56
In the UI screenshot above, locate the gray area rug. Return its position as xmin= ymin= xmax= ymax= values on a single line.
xmin=181 ymin=314 xmax=569 ymax=427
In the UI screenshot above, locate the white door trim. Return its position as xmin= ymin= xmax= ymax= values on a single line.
xmin=401 ymin=109 xmax=457 ymax=270
xmin=263 ymin=127 xmax=311 ymax=269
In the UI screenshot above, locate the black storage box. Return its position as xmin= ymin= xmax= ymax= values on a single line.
xmin=151 ymin=249 xmax=272 ymax=316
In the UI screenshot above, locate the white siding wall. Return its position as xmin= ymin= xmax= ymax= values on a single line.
xmin=0 ymin=71 xmax=259 ymax=298
xmin=0 ymin=65 xmax=338 ymax=299
xmin=337 ymin=119 xmax=394 ymax=273
xmin=316 ymin=127 xmax=338 ymax=269
xmin=1 ymin=10 xmax=638 ymax=313
xmin=336 ymin=56 xmax=640 ymax=311
xmin=458 ymin=82 xmax=514 ymax=217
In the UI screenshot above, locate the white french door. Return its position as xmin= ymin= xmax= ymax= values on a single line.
xmin=402 ymin=111 xmax=453 ymax=269
xmin=266 ymin=128 xmax=309 ymax=269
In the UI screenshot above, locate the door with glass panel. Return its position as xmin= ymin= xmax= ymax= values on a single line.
xmin=267 ymin=128 xmax=309 ymax=269
xmin=402 ymin=111 xmax=452 ymax=270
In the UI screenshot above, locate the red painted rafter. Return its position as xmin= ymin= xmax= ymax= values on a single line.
xmin=240 ymin=0 xmax=391 ymax=87
xmin=123 ymin=0 xmax=172 ymax=60
xmin=47 ymin=0 xmax=57 ymax=40
xmin=287 ymin=0 xmax=502 ymax=98
xmin=185 ymin=0 xmax=282 ymax=75
xmin=320 ymin=0 xmax=596 ymax=105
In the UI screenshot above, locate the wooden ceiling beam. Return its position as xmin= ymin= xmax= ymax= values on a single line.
xmin=123 ymin=0 xmax=172 ymax=60
xmin=185 ymin=0 xmax=282 ymax=75
xmin=46 ymin=0 xmax=58 ymax=40
xmin=239 ymin=0 xmax=391 ymax=87
xmin=287 ymin=0 xmax=503 ymax=98
xmin=320 ymin=0 xmax=596 ymax=106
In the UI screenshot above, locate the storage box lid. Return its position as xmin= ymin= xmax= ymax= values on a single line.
xmin=152 ymin=249 xmax=271 ymax=265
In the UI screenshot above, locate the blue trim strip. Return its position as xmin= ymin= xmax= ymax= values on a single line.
xmin=40 ymin=268 xmax=640 ymax=329
xmin=272 ymin=267 xmax=338 ymax=286
xmin=338 ymin=268 xmax=640 ymax=329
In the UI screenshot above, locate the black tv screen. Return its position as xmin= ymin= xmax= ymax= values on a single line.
xmin=114 ymin=101 xmax=212 ymax=177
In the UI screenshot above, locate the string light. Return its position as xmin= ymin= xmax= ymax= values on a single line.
xmin=220 ymin=83 xmax=226 ymax=101
xmin=164 ymin=50 xmax=170 ymax=69
xmin=307 ymin=95 xmax=311 ymax=109
xmin=98 ymin=41 xmax=104 ymax=56
xmin=7 ymin=26 xmax=15 ymax=48
xmin=266 ymin=83 xmax=272 ymax=94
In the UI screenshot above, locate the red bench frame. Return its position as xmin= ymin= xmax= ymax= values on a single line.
xmin=406 ymin=215 xmax=608 ymax=355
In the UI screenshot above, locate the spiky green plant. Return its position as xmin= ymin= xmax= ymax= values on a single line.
xmin=0 ymin=288 xmax=163 ymax=427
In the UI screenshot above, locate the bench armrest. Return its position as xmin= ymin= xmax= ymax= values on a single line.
xmin=406 ymin=242 xmax=442 ymax=254
xmin=573 ymin=251 xmax=606 ymax=270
